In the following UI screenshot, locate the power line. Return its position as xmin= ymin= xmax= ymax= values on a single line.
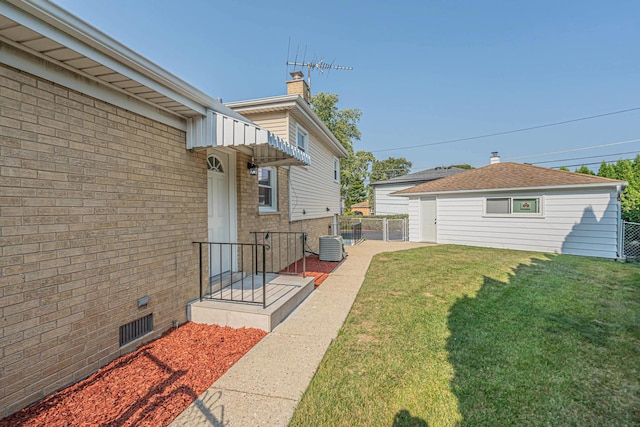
xmin=551 ymin=158 xmax=635 ymax=169
xmin=371 ymin=107 xmax=640 ymax=154
xmin=531 ymin=151 xmax=640 ymax=165
xmin=503 ymin=138 xmax=640 ymax=161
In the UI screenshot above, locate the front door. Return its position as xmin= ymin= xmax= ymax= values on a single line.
xmin=207 ymin=152 xmax=230 ymax=277
xmin=420 ymin=198 xmax=437 ymax=242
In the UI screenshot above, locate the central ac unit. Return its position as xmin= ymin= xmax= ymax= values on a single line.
xmin=319 ymin=235 xmax=345 ymax=262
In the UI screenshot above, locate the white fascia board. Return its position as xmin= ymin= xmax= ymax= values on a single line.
xmin=4 ymin=0 xmax=245 ymax=122
xmin=227 ymin=95 xmax=349 ymax=158
xmin=394 ymin=182 xmax=628 ymax=198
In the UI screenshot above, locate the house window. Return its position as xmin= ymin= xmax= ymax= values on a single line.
xmin=333 ymin=157 xmax=340 ymax=182
xmin=485 ymin=197 xmax=541 ymax=215
xmin=296 ymin=126 xmax=308 ymax=152
xmin=258 ymin=167 xmax=277 ymax=212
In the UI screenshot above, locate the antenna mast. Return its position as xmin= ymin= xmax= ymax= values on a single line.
xmin=286 ymin=57 xmax=353 ymax=92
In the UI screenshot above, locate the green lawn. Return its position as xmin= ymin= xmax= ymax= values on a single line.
xmin=290 ymin=245 xmax=640 ymax=426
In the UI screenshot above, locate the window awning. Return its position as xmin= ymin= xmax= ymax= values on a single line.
xmin=186 ymin=110 xmax=311 ymax=167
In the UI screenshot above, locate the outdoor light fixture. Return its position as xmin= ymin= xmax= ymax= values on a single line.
xmin=247 ymin=162 xmax=258 ymax=175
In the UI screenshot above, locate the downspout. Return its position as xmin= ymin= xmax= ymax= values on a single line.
xmin=617 ymin=184 xmax=624 ymax=259
xmin=287 ymin=166 xmax=293 ymax=223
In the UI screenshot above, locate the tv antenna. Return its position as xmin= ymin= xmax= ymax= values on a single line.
xmin=286 ymin=42 xmax=352 ymax=92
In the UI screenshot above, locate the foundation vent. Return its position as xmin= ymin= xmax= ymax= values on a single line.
xmin=119 ymin=313 xmax=153 ymax=347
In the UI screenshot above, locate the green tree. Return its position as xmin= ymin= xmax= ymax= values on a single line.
xmin=597 ymin=158 xmax=640 ymax=222
xmin=310 ymin=92 xmax=361 ymax=154
xmin=370 ymin=157 xmax=412 ymax=183
xmin=575 ymin=165 xmax=595 ymax=175
xmin=341 ymin=150 xmax=375 ymax=207
xmin=559 ymin=166 xmax=570 ymax=171
xmin=597 ymin=161 xmax=615 ymax=178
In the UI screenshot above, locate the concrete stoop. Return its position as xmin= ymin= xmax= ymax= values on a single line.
xmin=187 ymin=274 xmax=315 ymax=332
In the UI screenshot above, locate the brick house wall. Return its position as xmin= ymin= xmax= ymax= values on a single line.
xmin=0 ymin=64 xmax=207 ymax=417
xmin=235 ymin=152 xmax=335 ymax=272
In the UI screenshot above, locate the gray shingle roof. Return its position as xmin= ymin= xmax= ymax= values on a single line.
xmin=394 ymin=162 xmax=626 ymax=195
xmin=371 ymin=166 xmax=467 ymax=186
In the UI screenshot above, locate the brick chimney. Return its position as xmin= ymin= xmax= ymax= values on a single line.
xmin=490 ymin=152 xmax=500 ymax=164
xmin=287 ymin=71 xmax=310 ymax=102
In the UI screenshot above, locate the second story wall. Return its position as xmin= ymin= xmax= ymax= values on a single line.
xmin=238 ymin=110 xmax=341 ymax=222
xmin=288 ymin=116 xmax=341 ymax=221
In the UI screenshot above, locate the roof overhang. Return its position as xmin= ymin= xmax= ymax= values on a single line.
xmin=1 ymin=0 xmax=310 ymax=166
xmin=392 ymin=182 xmax=629 ymax=197
xmin=0 ymin=0 xmax=253 ymax=123
xmin=187 ymin=111 xmax=311 ymax=166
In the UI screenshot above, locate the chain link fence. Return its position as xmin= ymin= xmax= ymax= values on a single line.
xmin=623 ymin=221 xmax=640 ymax=259
xmin=340 ymin=217 xmax=408 ymax=244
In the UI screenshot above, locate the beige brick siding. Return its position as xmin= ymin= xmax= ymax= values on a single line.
xmin=236 ymin=152 xmax=335 ymax=272
xmin=0 ymin=64 xmax=207 ymax=417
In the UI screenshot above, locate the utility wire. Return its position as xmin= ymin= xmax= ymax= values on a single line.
xmin=372 ymin=107 xmax=640 ymax=154
xmin=551 ymin=158 xmax=635 ymax=169
xmin=532 ymin=151 xmax=640 ymax=165
xmin=503 ymin=138 xmax=640 ymax=161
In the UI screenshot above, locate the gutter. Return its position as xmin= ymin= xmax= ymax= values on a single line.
xmin=392 ymin=181 xmax=629 ymax=197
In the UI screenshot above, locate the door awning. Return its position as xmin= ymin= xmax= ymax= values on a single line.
xmin=186 ymin=110 xmax=311 ymax=166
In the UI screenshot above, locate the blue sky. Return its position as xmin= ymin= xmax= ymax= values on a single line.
xmin=53 ymin=0 xmax=640 ymax=171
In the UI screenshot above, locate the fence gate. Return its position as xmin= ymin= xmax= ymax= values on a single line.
xmin=623 ymin=221 xmax=640 ymax=259
xmin=340 ymin=217 xmax=407 ymax=243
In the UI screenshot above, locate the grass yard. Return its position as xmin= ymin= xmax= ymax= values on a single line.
xmin=289 ymin=245 xmax=640 ymax=426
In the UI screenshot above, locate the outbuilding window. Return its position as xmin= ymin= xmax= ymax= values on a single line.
xmin=485 ymin=197 xmax=541 ymax=215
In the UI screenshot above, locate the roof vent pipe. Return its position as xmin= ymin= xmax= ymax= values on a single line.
xmin=490 ymin=152 xmax=500 ymax=164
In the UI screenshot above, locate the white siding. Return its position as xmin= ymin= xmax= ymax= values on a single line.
xmin=407 ymin=198 xmax=421 ymax=242
xmin=239 ymin=111 xmax=340 ymax=222
xmin=409 ymin=188 xmax=620 ymax=258
xmin=374 ymin=183 xmax=411 ymax=215
xmin=248 ymin=112 xmax=289 ymax=138
xmin=289 ymin=119 xmax=341 ymax=221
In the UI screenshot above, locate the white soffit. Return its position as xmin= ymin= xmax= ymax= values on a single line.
xmin=0 ymin=0 xmax=205 ymax=119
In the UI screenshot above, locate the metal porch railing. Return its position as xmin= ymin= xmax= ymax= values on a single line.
xmin=250 ymin=231 xmax=307 ymax=277
xmin=193 ymin=241 xmax=268 ymax=308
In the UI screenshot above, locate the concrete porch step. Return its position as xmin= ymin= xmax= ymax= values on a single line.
xmin=187 ymin=274 xmax=315 ymax=332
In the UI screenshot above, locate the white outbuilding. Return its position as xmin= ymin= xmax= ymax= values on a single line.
xmin=393 ymin=162 xmax=627 ymax=259
xmin=372 ymin=166 xmax=467 ymax=215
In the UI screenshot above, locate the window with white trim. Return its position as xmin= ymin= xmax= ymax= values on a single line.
xmin=485 ymin=197 xmax=541 ymax=215
xmin=333 ymin=157 xmax=340 ymax=182
xmin=258 ymin=167 xmax=277 ymax=212
xmin=296 ymin=126 xmax=308 ymax=152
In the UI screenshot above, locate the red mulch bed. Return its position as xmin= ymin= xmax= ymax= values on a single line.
xmin=281 ymin=253 xmax=342 ymax=285
xmin=1 ymin=323 xmax=266 ymax=427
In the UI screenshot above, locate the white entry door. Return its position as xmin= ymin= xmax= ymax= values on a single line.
xmin=420 ymin=198 xmax=437 ymax=242
xmin=207 ymin=152 xmax=230 ymax=277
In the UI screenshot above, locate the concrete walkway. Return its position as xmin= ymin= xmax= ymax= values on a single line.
xmin=170 ymin=241 xmax=430 ymax=427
